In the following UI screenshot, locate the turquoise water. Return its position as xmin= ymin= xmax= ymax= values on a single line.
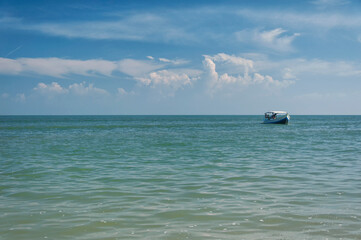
xmin=1 ymin=115 xmax=360 ymax=240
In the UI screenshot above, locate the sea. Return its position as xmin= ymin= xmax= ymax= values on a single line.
xmin=1 ymin=115 xmax=360 ymax=240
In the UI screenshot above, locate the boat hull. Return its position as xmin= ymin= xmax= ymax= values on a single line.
xmin=263 ymin=115 xmax=289 ymax=124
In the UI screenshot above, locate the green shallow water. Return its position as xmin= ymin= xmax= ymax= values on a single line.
xmin=1 ymin=115 xmax=361 ymax=239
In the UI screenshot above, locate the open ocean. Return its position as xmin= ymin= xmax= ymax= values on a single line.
xmin=1 ymin=115 xmax=360 ymax=240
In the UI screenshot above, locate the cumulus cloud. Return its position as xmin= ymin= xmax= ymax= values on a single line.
xmin=203 ymin=53 xmax=294 ymax=94
xmin=136 ymin=69 xmax=199 ymax=91
xmin=68 ymin=82 xmax=108 ymax=96
xmin=235 ymin=28 xmax=300 ymax=52
xmin=34 ymin=82 xmax=69 ymax=95
xmin=208 ymin=53 xmax=254 ymax=71
xmin=33 ymin=82 xmax=108 ymax=97
xmin=203 ymin=57 xmax=219 ymax=84
xmin=116 ymin=57 xmax=200 ymax=93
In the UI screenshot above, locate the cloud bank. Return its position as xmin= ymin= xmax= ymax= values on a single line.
xmin=4 ymin=53 xmax=361 ymax=99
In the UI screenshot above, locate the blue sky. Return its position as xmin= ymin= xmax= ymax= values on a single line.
xmin=1 ymin=0 xmax=361 ymax=114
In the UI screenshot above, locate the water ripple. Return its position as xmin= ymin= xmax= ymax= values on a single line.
xmin=1 ymin=116 xmax=361 ymax=239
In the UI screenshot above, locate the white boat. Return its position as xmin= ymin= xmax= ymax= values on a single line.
xmin=263 ymin=111 xmax=290 ymax=124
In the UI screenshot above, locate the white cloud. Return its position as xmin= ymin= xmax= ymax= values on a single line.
xmin=146 ymin=56 xmax=189 ymax=65
xmin=203 ymin=55 xmax=251 ymax=91
xmin=136 ymin=69 xmax=199 ymax=90
xmin=203 ymin=57 xmax=219 ymax=84
xmin=33 ymin=82 xmax=108 ymax=97
xmin=69 ymin=82 xmax=108 ymax=96
xmin=235 ymin=28 xmax=300 ymax=52
xmin=117 ymin=59 xmax=164 ymax=77
xmin=0 ymin=58 xmax=22 ymax=74
xmin=0 ymin=57 xmax=117 ymax=77
xmin=158 ymin=58 xmax=171 ymax=63
xmin=0 ymin=57 xmax=169 ymax=79
xmin=34 ymin=82 xmax=69 ymax=95
xmin=0 ymin=56 xmax=198 ymax=94
xmin=20 ymin=58 xmax=116 ymax=77
xmin=253 ymin=73 xmax=294 ymax=88
xmin=233 ymin=56 xmax=361 ymax=98
xmin=208 ymin=53 xmax=254 ymax=69
xmin=158 ymin=58 xmax=189 ymax=65
xmin=203 ymin=53 xmax=294 ymax=94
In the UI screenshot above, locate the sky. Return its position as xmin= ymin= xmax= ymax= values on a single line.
xmin=1 ymin=0 xmax=361 ymax=115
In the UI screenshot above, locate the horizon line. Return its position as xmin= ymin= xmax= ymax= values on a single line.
xmin=1 ymin=114 xmax=361 ymax=116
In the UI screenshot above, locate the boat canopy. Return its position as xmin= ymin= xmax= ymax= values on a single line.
xmin=265 ymin=111 xmax=288 ymax=115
